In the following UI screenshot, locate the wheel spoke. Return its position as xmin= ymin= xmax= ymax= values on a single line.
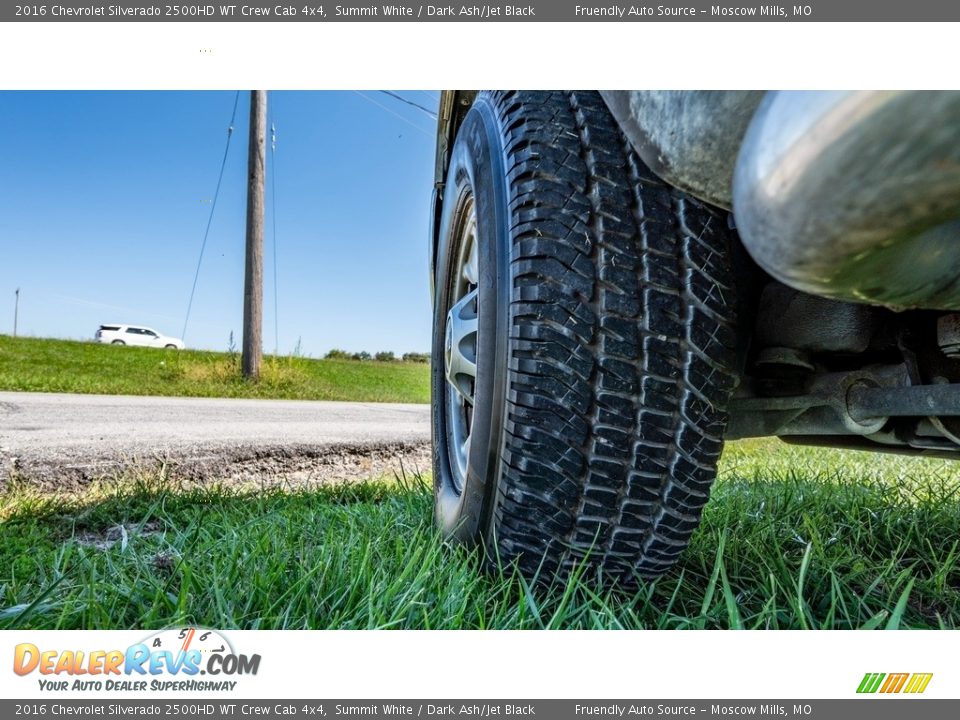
xmin=462 ymin=217 xmax=479 ymax=286
xmin=444 ymin=288 xmax=478 ymax=404
xmin=443 ymin=196 xmax=479 ymax=495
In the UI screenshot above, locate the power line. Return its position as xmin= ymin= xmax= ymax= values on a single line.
xmin=182 ymin=91 xmax=241 ymax=342
xmin=353 ymin=91 xmax=433 ymax=137
xmin=378 ymin=90 xmax=438 ymax=120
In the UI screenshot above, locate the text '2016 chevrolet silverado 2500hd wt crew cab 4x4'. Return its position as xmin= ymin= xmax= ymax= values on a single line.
xmin=429 ymin=90 xmax=960 ymax=585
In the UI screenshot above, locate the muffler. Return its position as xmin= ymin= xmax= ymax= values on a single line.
xmin=733 ymin=91 xmax=960 ymax=310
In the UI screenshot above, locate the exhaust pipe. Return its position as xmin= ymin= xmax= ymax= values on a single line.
xmin=733 ymin=91 xmax=960 ymax=310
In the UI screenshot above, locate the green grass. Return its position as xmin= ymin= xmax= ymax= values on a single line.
xmin=0 ymin=335 xmax=430 ymax=403
xmin=2 ymin=439 xmax=958 ymax=629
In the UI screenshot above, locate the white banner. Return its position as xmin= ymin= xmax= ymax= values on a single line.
xmin=2 ymin=629 xmax=955 ymax=699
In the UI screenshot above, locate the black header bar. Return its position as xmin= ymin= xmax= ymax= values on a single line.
xmin=4 ymin=1 xmax=960 ymax=22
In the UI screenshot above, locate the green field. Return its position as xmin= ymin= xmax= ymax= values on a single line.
xmin=2 ymin=439 xmax=957 ymax=630
xmin=0 ymin=335 xmax=430 ymax=404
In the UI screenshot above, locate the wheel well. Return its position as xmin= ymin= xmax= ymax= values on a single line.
xmin=431 ymin=91 xmax=478 ymax=293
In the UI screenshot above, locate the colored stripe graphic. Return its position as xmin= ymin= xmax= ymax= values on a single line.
xmin=857 ymin=673 xmax=885 ymax=693
xmin=857 ymin=672 xmax=932 ymax=694
xmin=904 ymin=674 xmax=934 ymax=694
xmin=880 ymin=673 xmax=909 ymax=693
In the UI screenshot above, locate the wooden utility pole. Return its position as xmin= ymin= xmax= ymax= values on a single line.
xmin=242 ymin=91 xmax=267 ymax=380
xmin=13 ymin=288 xmax=19 ymax=337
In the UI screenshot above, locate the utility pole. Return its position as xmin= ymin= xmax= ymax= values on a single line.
xmin=242 ymin=91 xmax=267 ymax=380
xmin=13 ymin=288 xmax=19 ymax=337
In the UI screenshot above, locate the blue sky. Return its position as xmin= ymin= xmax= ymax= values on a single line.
xmin=0 ymin=91 xmax=438 ymax=356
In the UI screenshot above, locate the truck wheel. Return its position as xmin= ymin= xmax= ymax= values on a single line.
xmin=432 ymin=91 xmax=738 ymax=583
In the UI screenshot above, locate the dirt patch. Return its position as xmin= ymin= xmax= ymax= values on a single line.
xmin=0 ymin=441 xmax=433 ymax=493
xmin=76 ymin=520 xmax=163 ymax=551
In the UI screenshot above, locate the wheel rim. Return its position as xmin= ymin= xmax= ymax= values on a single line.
xmin=444 ymin=195 xmax=480 ymax=494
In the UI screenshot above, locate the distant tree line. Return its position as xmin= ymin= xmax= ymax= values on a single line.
xmin=324 ymin=349 xmax=430 ymax=363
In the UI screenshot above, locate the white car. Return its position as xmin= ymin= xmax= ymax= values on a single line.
xmin=95 ymin=324 xmax=185 ymax=350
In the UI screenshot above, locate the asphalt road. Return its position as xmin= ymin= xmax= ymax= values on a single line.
xmin=0 ymin=391 xmax=431 ymax=488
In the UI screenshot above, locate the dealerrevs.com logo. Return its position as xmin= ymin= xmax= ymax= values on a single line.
xmin=857 ymin=673 xmax=933 ymax=695
xmin=13 ymin=628 xmax=261 ymax=692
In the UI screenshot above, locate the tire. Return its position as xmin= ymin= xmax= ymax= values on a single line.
xmin=111 ymin=340 xmax=125 ymax=345
xmin=432 ymin=91 xmax=739 ymax=584
xmin=164 ymin=344 xmax=177 ymax=350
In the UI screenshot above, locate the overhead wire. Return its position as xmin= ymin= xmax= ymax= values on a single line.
xmin=378 ymin=90 xmax=438 ymax=119
xmin=182 ymin=90 xmax=433 ymax=348
xmin=352 ymin=91 xmax=433 ymax=137
xmin=182 ymin=90 xmax=241 ymax=342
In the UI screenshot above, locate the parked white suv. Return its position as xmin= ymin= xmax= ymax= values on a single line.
xmin=95 ymin=324 xmax=184 ymax=350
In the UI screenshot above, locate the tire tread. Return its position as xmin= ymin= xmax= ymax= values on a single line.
xmin=484 ymin=90 xmax=738 ymax=581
